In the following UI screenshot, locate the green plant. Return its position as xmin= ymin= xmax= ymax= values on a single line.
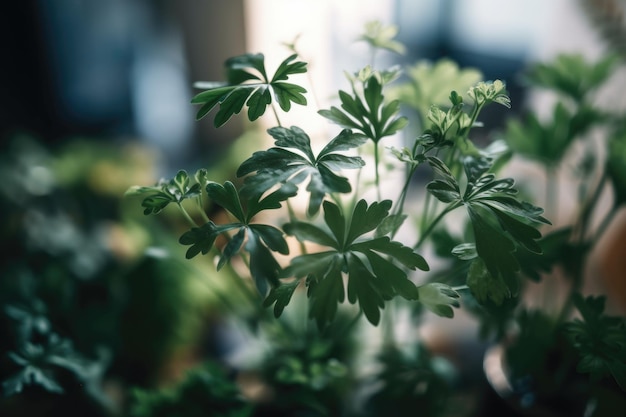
xmin=126 ymin=19 xmax=626 ymax=415
xmin=124 ymin=20 xmax=583 ymax=416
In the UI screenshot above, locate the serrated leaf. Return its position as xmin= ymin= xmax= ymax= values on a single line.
xmin=467 ymin=257 xmax=511 ymax=305
xmin=283 ymin=221 xmax=338 ymax=249
xmin=206 ymin=181 xmax=245 ymax=222
xmin=351 ymin=237 xmax=429 ymax=271
xmin=246 ymin=231 xmax=281 ymax=294
xmin=320 ymin=70 xmax=407 ymax=143
xmin=358 ymin=21 xmax=406 ymax=55
xmin=179 ymin=222 xmax=239 ymax=259
xmin=374 ymin=214 xmax=407 ymax=238
xmin=308 ymin=260 xmax=345 ymax=328
xmin=192 ymin=53 xmax=307 ymax=127
xmin=346 ymin=254 xmax=384 ymax=325
xmin=237 ymin=126 xmax=364 ymax=215
xmin=263 ymin=279 xmax=301 ymax=317
xmin=282 ymin=251 xmax=340 ymax=279
xmin=345 ymin=200 xmax=393 ymax=244
xmin=246 ymin=181 xmax=298 ymax=219
xmin=217 ymin=227 xmax=246 ymax=270
xmin=417 ymin=283 xmax=460 ymax=318
xmin=427 ymin=180 xmax=461 ymax=203
xmin=281 ymin=200 xmax=428 ymax=327
xmin=250 ymin=224 xmax=289 ymax=254
xmin=467 ymin=204 xmax=519 ymax=284
xmin=363 ymin=250 xmax=419 ymax=300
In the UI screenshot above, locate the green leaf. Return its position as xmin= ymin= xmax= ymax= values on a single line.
xmin=206 ymin=181 xmax=246 ymax=222
xmin=466 ymin=204 xmax=519 ymax=291
xmin=308 ymin=260 xmax=345 ymax=328
xmin=345 ymin=200 xmax=393 ymax=245
xmin=375 ymin=214 xmax=407 ymax=238
xmin=319 ymin=69 xmax=408 ymax=143
xmin=127 ymin=170 xmax=203 ymax=215
xmin=179 ymin=222 xmax=239 ymax=259
xmin=263 ymin=279 xmax=302 ymax=317
xmin=524 ymin=53 xmax=620 ymax=101
xmin=357 ymin=21 xmax=406 ymax=55
xmin=351 ymin=237 xmax=429 ymax=272
xmin=217 ymin=227 xmax=246 ymax=270
xmin=237 ymin=126 xmax=364 ymax=216
xmin=282 ymin=252 xmax=340 ymax=279
xmin=451 ymin=243 xmax=477 ymax=260
xmin=504 ymin=102 xmax=601 ymax=166
xmin=3 ymin=334 xmax=98 ymax=397
xmin=249 ymin=224 xmax=289 ymax=254
xmin=346 ymin=254 xmax=384 ymax=325
xmin=389 ymin=58 xmax=482 ymax=122
xmin=280 ymin=200 xmax=429 ymax=327
xmin=417 ymin=283 xmax=460 ymax=318
xmin=468 ymin=80 xmax=511 ymax=108
xmin=564 ymin=293 xmax=626 ymax=390
xmin=192 ymin=53 xmax=308 ymax=127
xmin=427 ymin=180 xmax=461 ymax=203
xmin=283 ymin=221 xmax=338 ymax=249
xmin=467 ymin=257 xmax=511 ymax=305
xmin=246 ymin=231 xmax=281 ymax=294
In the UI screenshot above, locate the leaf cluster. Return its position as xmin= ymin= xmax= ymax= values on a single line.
xmin=427 ymin=154 xmax=550 ymax=304
xmin=191 ymin=53 xmax=307 ymax=127
xmin=125 ymin=170 xmax=203 ymax=215
xmin=318 ymin=67 xmax=408 ymax=143
xmin=128 ymin=362 xmax=252 ymax=417
xmin=563 ymin=294 xmax=626 ymax=390
xmin=266 ymin=199 xmax=428 ymax=327
xmin=179 ymin=180 xmax=296 ymax=294
xmin=236 ymin=126 xmax=367 ymax=216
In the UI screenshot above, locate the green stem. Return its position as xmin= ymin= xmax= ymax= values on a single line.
xmin=414 ymin=203 xmax=461 ymax=250
xmin=178 ymin=204 xmax=198 ymax=227
xmin=374 ymin=142 xmax=381 ymax=201
xmin=271 ymin=103 xmax=282 ymax=127
xmin=394 ymin=165 xmax=418 ymax=217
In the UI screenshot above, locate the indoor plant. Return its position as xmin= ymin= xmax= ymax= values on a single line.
xmin=125 ymin=20 xmax=625 ymax=416
xmin=2 ymin=17 xmax=624 ymax=417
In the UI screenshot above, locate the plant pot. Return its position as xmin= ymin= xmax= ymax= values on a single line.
xmin=482 ymin=344 xmax=591 ymax=417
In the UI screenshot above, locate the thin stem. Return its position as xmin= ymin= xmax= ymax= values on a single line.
xmin=414 ymin=203 xmax=461 ymax=250
xmin=178 ymin=204 xmax=198 ymax=227
xmin=394 ymin=165 xmax=418 ymax=217
xmin=271 ymin=103 xmax=282 ymax=127
xmin=374 ymin=142 xmax=381 ymax=201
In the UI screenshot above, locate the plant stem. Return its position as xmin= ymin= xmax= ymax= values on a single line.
xmin=414 ymin=203 xmax=461 ymax=250
xmin=394 ymin=165 xmax=417 ymax=217
xmin=178 ymin=204 xmax=198 ymax=227
xmin=374 ymin=142 xmax=381 ymax=201
xmin=271 ymin=103 xmax=282 ymax=127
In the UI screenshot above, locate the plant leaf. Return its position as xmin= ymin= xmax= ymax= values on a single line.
xmin=237 ymin=126 xmax=364 ymax=216
xmin=192 ymin=53 xmax=308 ymax=127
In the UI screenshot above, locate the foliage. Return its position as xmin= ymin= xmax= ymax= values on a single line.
xmin=131 ymin=20 xmax=626 ymax=417
xmin=128 ymin=363 xmax=252 ymax=417
xmin=3 ymin=13 xmax=625 ymax=417
xmin=191 ymin=53 xmax=307 ymax=127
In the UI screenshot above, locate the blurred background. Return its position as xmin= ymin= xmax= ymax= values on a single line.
xmin=3 ymin=0 xmax=619 ymax=175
